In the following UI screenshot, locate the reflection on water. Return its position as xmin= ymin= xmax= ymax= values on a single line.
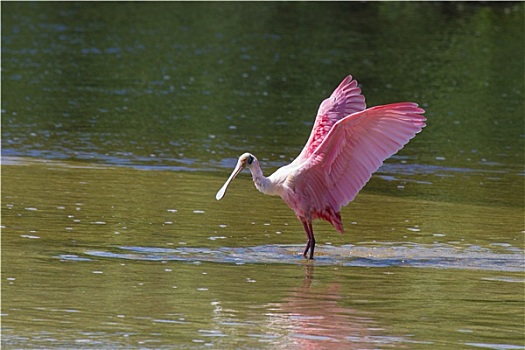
xmin=267 ymin=265 xmax=403 ymax=349
xmin=2 ymin=1 xmax=524 ymax=349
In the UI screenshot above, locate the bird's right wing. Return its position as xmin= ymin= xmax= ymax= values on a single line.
xmin=295 ymin=102 xmax=426 ymax=213
xmin=294 ymin=75 xmax=366 ymax=163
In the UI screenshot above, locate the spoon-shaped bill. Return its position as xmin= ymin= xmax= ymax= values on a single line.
xmin=216 ymin=161 xmax=245 ymax=200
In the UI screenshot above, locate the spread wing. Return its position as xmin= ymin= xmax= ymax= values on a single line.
xmin=294 ymin=75 xmax=366 ymax=163
xmin=294 ymin=102 xmax=426 ymax=214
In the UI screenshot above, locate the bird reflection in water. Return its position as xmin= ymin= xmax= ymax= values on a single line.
xmin=263 ymin=264 xmax=405 ymax=349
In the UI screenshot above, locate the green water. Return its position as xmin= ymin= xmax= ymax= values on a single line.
xmin=2 ymin=2 xmax=524 ymax=349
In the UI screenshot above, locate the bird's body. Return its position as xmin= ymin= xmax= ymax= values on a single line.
xmin=216 ymin=75 xmax=426 ymax=259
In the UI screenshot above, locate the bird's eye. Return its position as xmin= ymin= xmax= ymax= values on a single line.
xmin=248 ymin=155 xmax=254 ymax=164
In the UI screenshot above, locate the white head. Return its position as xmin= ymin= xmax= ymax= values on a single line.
xmin=216 ymin=153 xmax=256 ymax=200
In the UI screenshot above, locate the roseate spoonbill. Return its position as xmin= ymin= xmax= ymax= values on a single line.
xmin=216 ymin=75 xmax=426 ymax=259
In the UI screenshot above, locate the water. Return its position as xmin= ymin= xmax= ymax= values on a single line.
xmin=2 ymin=2 xmax=524 ymax=349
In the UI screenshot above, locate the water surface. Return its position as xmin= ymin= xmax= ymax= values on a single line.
xmin=2 ymin=2 xmax=524 ymax=349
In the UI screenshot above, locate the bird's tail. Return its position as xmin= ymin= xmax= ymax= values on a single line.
xmin=313 ymin=206 xmax=345 ymax=233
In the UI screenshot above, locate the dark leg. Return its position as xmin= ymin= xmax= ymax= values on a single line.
xmin=307 ymin=221 xmax=315 ymax=260
xmin=301 ymin=219 xmax=316 ymax=260
xmin=301 ymin=220 xmax=310 ymax=258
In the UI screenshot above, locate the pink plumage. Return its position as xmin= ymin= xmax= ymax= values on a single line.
xmin=216 ymin=75 xmax=426 ymax=259
xmin=296 ymin=75 xmax=366 ymax=161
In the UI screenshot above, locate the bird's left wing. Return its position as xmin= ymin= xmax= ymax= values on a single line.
xmin=294 ymin=76 xmax=366 ymax=163
xmin=295 ymin=102 xmax=426 ymax=213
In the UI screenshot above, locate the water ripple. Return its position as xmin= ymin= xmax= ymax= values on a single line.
xmin=77 ymin=243 xmax=524 ymax=272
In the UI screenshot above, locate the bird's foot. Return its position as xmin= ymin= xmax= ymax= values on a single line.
xmin=302 ymin=252 xmax=314 ymax=260
xmin=302 ymin=239 xmax=315 ymax=260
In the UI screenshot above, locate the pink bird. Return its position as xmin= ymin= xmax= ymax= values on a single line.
xmin=216 ymin=75 xmax=426 ymax=259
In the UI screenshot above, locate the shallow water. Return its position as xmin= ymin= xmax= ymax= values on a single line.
xmin=2 ymin=2 xmax=524 ymax=349
xmin=2 ymin=159 xmax=524 ymax=349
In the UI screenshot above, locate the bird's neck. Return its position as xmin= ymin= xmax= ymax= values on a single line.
xmin=249 ymin=164 xmax=276 ymax=196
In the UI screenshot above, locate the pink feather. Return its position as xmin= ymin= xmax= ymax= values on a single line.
xmin=295 ymin=75 xmax=366 ymax=162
